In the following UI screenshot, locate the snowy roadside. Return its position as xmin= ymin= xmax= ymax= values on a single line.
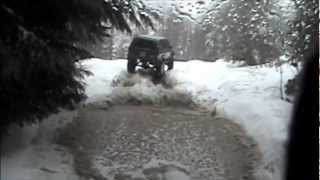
xmin=81 ymin=58 xmax=296 ymax=180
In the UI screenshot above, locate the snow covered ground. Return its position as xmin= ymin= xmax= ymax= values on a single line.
xmin=82 ymin=58 xmax=296 ymax=180
xmin=1 ymin=111 xmax=80 ymax=180
xmin=1 ymin=58 xmax=296 ymax=180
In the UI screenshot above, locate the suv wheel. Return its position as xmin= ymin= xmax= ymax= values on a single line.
xmin=127 ymin=59 xmax=137 ymax=73
xmin=155 ymin=62 xmax=165 ymax=78
xmin=167 ymin=59 xmax=174 ymax=70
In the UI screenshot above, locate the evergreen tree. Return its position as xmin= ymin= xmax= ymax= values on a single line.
xmin=286 ymin=0 xmax=318 ymax=64
xmin=284 ymin=0 xmax=318 ymax=96
xmin=202 ymin=0 xmax=281 ymax=65
xmin=0 ymin=0 xmax=157 ymax=129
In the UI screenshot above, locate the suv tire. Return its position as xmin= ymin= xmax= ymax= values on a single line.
xmin=127 ymin=59 xmax=137 ymax=73
xmin=167 ymin=59 xmax=174 ymax=70
xmin=155 ymin=62 xmax=165 ymax=78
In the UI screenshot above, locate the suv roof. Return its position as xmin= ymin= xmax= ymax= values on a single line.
xmin=130 ymin=35 xmax=172 ymax=50
xmin=134 ymin=35 xmax=167 ymax=42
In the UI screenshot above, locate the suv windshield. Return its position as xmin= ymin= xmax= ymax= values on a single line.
xmin=160 ymin=40 xmax=170 ymax=48
xmin=131 ymin=38 xmax=158 ymax=49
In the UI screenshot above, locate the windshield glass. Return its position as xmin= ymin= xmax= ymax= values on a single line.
xmin=131 ymin=39 xmax=158 ymax=49
xmin=1 ymin=1 xmax=317 ymax=180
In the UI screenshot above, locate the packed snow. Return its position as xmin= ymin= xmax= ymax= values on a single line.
xmin=1 ymin=58 xmax=296 ymax=180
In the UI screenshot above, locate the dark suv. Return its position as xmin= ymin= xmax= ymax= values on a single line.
xmin=127 ymin=35 xmax=174 ymax=77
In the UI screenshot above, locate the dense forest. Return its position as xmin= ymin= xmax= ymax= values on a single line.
xmin=96 ymin=0 xmax=318 ymax=65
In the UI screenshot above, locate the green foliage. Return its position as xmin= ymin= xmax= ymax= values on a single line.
xmin=0 ymin=0 xmax=156 ymax=129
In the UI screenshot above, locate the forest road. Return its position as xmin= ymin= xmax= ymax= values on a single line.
xmin=58 ymin=104 xmax=261 ymax=180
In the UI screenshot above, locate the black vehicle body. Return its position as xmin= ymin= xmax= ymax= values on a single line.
xmin=127 ymin=35 xmax=174 ymax=77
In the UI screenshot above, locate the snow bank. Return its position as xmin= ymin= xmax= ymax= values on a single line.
xmin=107 ymin=70 xmax=197 ymax=107
xmin=82 ymin=58 xmax=296 ymax=180
xmin=82 ymin=60 xmax=126 ymax=103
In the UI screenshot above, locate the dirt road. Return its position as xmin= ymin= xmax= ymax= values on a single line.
xmin=58 ymin=104 xmax=261 ymax=180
